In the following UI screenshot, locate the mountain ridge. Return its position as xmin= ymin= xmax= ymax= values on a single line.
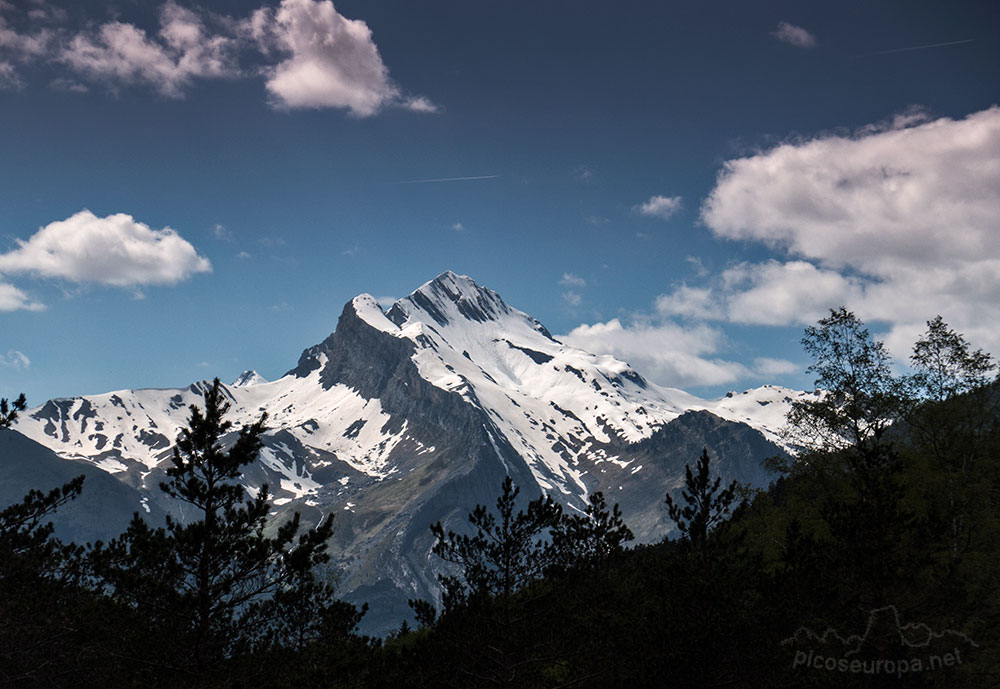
xmin=7 ymin=271 xmax=808 ymax=633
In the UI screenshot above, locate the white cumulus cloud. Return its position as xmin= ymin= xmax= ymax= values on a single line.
xmin=561 ymin=315 xmax=799 ymax=388
xmin=252 ymin=0 xmax=435 ymax=116
xmin=693 ymin=106 xmax=1000 ymax=356
xmin=0 ymin=210 xmax=212 ymax=287
xmin=0 ymin=0 xmax=433 ymax=115
xmin=635 ymin=194 xmax=683 ymax=221
xmin=60 ymin=1 xmax=238 ymax=97
xmin=771 ymin=22 xmax=817 ymax=49
xmin=655 ymin=284 xmax=722 ymax=320
xmin=702 ymin=107 xmax=1000 ymax=274
xmin=753 ymin=357 xmax=800 ymax=377
xmin=561 ymin=318 xmax=750 ymax=388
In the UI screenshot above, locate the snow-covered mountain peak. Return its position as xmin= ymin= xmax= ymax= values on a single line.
xmin=9 ymin=271 xmax=809 ymax=635
xmin=693 ymin=384 xmax=814 ymax=446
xmin=311 ymin=273 xmax=708 ymax=497
xmin=16 ymin=272 xmax=810 ymax=505
xmin=384 ymin=271 xmax=554 ymax=340
xmin=232 ymin=370 xmax=268 ymax=387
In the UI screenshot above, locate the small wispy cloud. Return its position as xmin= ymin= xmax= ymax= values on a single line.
xmin=0 ymin=282 xmax=44 ymax=312
xmin=562 ymin=290 xmax=582 ymax=307
xmin=560 ymin=273 xmax=586 ymax=288
xmin=0 ymin=61 xmax=22 ymax=90
xmin=635 ymin=195 xmax=683 ymax=221
xmin=49 ymin=77 xmax=88 ymax=93
xmin=212 ymin=223 xmax=233 ymax=241
xmin=572 ymin=165 xmax=594 ymax=183
xmin=771 ymin=22 xmax=817 ymax=49
xmin=0 ymin=350 xmax=30 ymax=369
xmin=403 ymin=96 xmax=439 ymax=113
xmin=685 ymin=256 xmax=709 ymax=278
xmin=452 ymin=222 xmax=464 ymax=231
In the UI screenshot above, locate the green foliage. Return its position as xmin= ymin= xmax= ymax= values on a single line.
xmin=550 ymin=491 xmax=633 ymax=572
xmin=91 ymin=378 xmax=345 ymax=683
xmin=430 ymin=476 xmax=562 ymax=610
xmin=0 ymin=393 xmax=112 ymax=686
xmin=414 ymin=479 xmax=642 ymax=688
xmin=0 ymin=474 xmax=84 ymax=579
xmin=758 ymin=311 xmax=999 ymax=687
xmin=909 ymin=315 xmax=996 ymax=401
xmin=0 ymin=477 xmax=89 ymax=681
xmin=787 ymin=307 xmax=903 ymax=455
xmin=664 ymin=447 xmax=742 ymax=546
xmin=0 ymin=392 xmax=26 ymax=428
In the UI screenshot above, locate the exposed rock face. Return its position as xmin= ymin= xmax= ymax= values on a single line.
xmin=9 ymin=271 xmax=799 ymax=634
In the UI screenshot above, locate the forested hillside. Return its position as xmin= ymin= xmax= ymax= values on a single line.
xmin=1 ymin=310 xmax=997 ymax=688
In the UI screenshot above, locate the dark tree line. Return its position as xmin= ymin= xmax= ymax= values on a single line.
xmin=1 ymin=311 xmax=998 ymax=687
xmin=0 ymin=380 xmax=369 ymax=688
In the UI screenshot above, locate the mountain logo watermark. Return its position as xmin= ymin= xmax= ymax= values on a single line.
xmin=781 ymin=606 xmax=979 ymax=678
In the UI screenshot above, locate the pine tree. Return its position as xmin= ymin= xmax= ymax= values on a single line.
xmin=664 ymin=447 xmax=741 ymax=547
xmin=656 ymin=449 xmax=760 ymax=688
xmin=0 ymin=392 xmax=26 ymax=427
xmin=0 ymin=394 xmax=100 ymax=686
xmin=93 ymin=378 xmax=340 ymax=684
xmin=0 ymin=391 xmax=84 ymax=581
xmin=422 ymin=476 xmax=563 ymax=688
xmin=430 ymin=476 xmax=562 ymax=610
xmin=550 ymin=491 xmax=633 ymax=572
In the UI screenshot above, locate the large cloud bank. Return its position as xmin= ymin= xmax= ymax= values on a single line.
xmin=0 ymin=0 xmax=435 ymax=116
xmin=565 ymin=107 xmax=1000 ymax=387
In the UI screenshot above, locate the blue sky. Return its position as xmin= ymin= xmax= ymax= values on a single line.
xmin=1 ymin=0 xmax=998 ymax=404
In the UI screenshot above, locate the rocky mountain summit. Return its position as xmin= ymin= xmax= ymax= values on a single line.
xmin=10 ymin=271 xmax=810 ymax=632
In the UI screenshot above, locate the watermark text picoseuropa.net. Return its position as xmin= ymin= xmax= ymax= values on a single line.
xmin=782 ymin=605 xmax=979 ymax=678
xmin=793 ymin=647 xmax=964 ymax=678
